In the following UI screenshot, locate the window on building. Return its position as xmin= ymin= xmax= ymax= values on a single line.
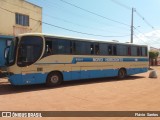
xmin=15 ymin=13 xmax=29 ymax=26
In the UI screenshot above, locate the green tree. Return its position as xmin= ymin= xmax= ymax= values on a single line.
xmin=149 ymin=51 xmax=159 ymax=66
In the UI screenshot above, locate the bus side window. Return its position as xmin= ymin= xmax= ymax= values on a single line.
xmin=131 ymin=46 xmax=137 ymax=56
xmin=95 ymin=43 xmax=99 ymax=55
xmin=90 ymin=44 xmax=94 ymax=55
xmin=139 ymin=47 xmax=142 ymax=56
xmin=145 ymin=47 xmax=148 ymax=56
xmin=137 ymin=47 xmax=142 ymax=56
xmin=127 ymin=46 xmax=131 ymax=56
xmin=113 ymin=45 xmax=117 ymax=55
xmin=72 ymin=42 xmax=76 ymax=54
xmin=74 ymin=41 xmax=90 ymax=55
xmin=45 ymin=40 xmax=53 ymax=55
xmin=99 ymin=43 xmax=108 ymax=55
xmin=70 ymin=41 xmax=73 ymax=54
xmin=59 ymin=40 xmax=69 ymax=54
xmin=108 ymin=45 xmax=112 ymax=55
xmin=118 ymin=45 xmax=127 ymax=56
xmin=142 ymin=47 xmax=147 ymax=56
xmin=137 ymin=47 xmax=140 ymax=56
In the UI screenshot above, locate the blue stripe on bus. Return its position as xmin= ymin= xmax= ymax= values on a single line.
xmin=123 ymin=58 xmax=148 ymax=62
xmin=8 ymin=67 xmax=148 ymax=85
xmin=72 ymin=57 xmax=149 ymax=63
xmin=63 ymin=68 xmax=148 ymax=81
xmin=8 ymin=73 xmax=48 ymax=85
xmin=35 ymin=57 xmax=149 ymax=65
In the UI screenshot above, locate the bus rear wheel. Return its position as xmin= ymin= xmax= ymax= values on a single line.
xmin=118 ymin=68 xmax=126 ymax=79
xmin=46 ymin=72 xmax=63 ymax=87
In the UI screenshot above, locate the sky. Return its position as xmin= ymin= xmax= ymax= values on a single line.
xmin=27 ymin=0 xmax=160 ymax=48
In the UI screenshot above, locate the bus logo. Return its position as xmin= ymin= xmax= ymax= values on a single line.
xmin=2 ymin=112 xmax=11 ymax=117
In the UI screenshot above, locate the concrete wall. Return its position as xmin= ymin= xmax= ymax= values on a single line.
xmin=0 ymin=0 xmax=42 ymax=36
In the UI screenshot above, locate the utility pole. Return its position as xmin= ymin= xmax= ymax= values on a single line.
xmin=131 ymin=8 xmax=134 ymax=43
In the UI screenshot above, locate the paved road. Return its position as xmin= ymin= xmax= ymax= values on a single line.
xmin=0 ymin=66 xmax=160 ymax=120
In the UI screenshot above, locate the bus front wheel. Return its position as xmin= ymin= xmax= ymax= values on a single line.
xmin=118 ymin=68 xmax=126 ymax=79
xmin=46 ymin=72 xmax=63 ymax=87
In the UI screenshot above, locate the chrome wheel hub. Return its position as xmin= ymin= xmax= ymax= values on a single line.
xmin=51 ymin=75 xmax=59 ymax=83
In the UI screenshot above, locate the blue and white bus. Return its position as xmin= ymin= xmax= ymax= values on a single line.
xmin=5 ymin=33 xmax=149 ymax=86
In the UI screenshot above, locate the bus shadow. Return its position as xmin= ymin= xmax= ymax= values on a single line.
xmin=62 ymin=76 xmax=144 ymax=87
xmin=0 ymin=76 xmax=145 ymax=95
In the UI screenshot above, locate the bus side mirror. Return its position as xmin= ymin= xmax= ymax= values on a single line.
xmin=4 ymin=47 xmax=10 ymax=59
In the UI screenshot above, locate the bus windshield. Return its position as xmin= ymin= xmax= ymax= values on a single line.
xmin=17 ymin=36 xmax=43 ymax=67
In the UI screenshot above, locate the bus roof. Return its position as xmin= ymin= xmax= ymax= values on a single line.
xmin=17 ymin=33 xmax=148 ymax=47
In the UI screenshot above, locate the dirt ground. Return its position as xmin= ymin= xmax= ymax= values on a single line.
xmin=0 ymin=66 xmax=160 ymax=120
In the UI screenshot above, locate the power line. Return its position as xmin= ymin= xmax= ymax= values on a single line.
xmin=44 ymin=0 xmax=131 ymax=29
xmin=134 ymin=32 xmax=159 ymax=45
xmin=41 ymin=0 xmax=130 ymax=31
xmin=110 ymin=0 xmax=160 ymax=41
xmin=1 ymin=0 xmax=39 ymax=13
xmin=112 ymin=1 xmax=157 ymax=33
xmin=41 ymin=21 xmax=130 ymax=38
xmin=59 ymin=0 xmax=130 ymax=26
xmin=133 ymin=8 xmax=160 ymax=44
xmin=0 ymin=6 xmax=130 ymax=38
xmin=134 ymin=27 xmax=160 ymax=44
xmin=130 ymin=7 xmax=160 ymax=38
xmin=133 ymin=34 xmax=148 ymax=45
xmin=44 ymin=13 xmax=130 ymax=34
xmin=43 ymin=0 xmax=131 ymax=31
xmin=110 ymin=0 xmax=159 ymax=39
xmin=110 ymin=0 xmax=131 ymax=10
xmin=135 ymin=10 xmax=155 ymax=29
xmin=134 ymin=34 xmax=160 ymax=47
xmin=2 ymin=0 xmax=130 ymax=34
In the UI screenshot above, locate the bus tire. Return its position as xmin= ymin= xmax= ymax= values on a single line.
xmin=46 ymin=72 xmax=63 ymax=87
xmin=118 ymin=68 xmax=126 ymax=79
